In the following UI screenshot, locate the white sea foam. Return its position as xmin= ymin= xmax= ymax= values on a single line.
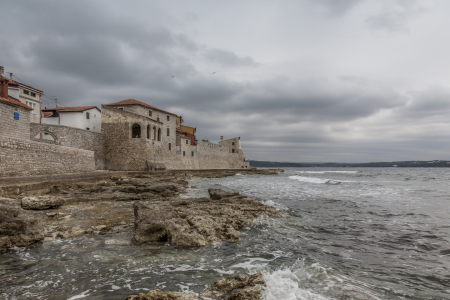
xmin=289 ymin=176 xmax=329 ymax=184
xmin=262 ymin=269 xmax=330 ymax=300
xmin=295 ymin=171 xmax=359 ymax=174
xmin=67 ymin=290 xmax=91 ymax=300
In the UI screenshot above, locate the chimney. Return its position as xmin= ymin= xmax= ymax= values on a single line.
xmin=10 ymin=72 xmax=13 ymax=80
xmin=0 ymin=66 xmax=4 ymax=77
xmin=220 ymin=136 xmax=223 ymax=141
xmin=0 ymin=76 xmax=9 ymax=99
xmin=238 ymin=137 xmax=240 ymax=140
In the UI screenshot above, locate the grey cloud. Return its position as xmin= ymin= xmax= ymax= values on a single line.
xmin=203 ymin=49 xmax=260 ymax=67
xmin=312 ymin=0 xmax=363 ymax=17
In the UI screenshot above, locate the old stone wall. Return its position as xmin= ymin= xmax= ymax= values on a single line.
xmin=0 ymin=102 xmax=31 ymax=140
xmin=30 ymin=123 xmax=106 ymax=170
xmin=0 ymin=137 xmax=95 ymax=177
xmin=102 ymin=105 xmax=249 ymax=171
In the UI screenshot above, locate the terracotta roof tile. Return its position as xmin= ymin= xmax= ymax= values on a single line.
xmin=41 ymin=106 xmax=100 ymax=112
xmin=1 ymin=75 xmax=43 ymax=93
xmin=0 ymin=96 xmax=33 ymax=110
xmin=105 ymin=99 xmax=177 ymax=116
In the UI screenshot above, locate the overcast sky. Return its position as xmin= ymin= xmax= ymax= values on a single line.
xmin=2 ymin=0 xmax=450 ymax=162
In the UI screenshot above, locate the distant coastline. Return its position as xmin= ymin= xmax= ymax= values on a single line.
xmin=249 ymin=160 xmax=450 ymax=168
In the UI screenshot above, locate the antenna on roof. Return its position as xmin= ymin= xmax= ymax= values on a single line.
xmin=49 ymin=96 xmax=58 ymax=107
xmin=9 ymin=73 xmax=13 ymax=80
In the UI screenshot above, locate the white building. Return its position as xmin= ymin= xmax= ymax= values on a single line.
xmin=0 ymin=66 xmax=43 ymax=123
xmin=41 ymin=106 xmax=102 ymax=132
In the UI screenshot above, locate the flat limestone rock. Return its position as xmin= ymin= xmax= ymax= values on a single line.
xmin=22 ymin=196 xmax=63 ymax=210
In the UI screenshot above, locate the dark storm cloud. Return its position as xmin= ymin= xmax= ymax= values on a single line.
xmin=397 ymin=86 xmax=450 ymax=120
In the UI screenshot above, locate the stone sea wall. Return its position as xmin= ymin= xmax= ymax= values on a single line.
xmin=30 ymin=123 xmax=106 ymax=169
xmin=0 ymin=137 xmax=95 ymax=177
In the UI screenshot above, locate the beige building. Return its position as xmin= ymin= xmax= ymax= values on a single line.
xmin=0 ymin=66 xmax=43 ymax=123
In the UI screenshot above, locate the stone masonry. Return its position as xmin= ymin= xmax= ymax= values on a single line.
xmin=30 ymin=123 xmax=105 ymax=169
xmin=0 ymin=101 xmax=31 ymax=140
xmin=0 ymin=137 xmax=95 ymax=177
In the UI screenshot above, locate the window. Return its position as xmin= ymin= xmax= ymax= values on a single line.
xmin=30 ymin=92 xmax=36 ymax=97
xmin=158 ymin=128 xmax=161 ymax=141
xmin=23 ymin=89 xmax=29 ymax=95
xmin=232 ymin=149 xmax=235 ymax=153
xmin=149 ymin=110 xmax=152 ymax=117
xmin=183 ymin=151 xmax=185 ymax=156
xmin=169 ymin=143 xmax=171 ymax=151
xmin=118 ymin=107 xmax=124 ymax=110
xmin=86 ymin=112 xmax=90 ymax=119
xmin=153 ymin=127 xmax=156 ymax=140
xmin=14 ymin=112 xmax=19 ymax=120
xmin=191 ymin=151 xmax=194 ymax=156
xmin=26 ymin=101 xmax=36 ymax=114
xmin=147 ymin=125 xmax=150 ymax=139
xmin=132 ymin=123 xmax=141 ymax=138
xmin=157 ymin=116 xmax=160 ymax=122
xmin=167 ymin=116 xmax=170 ymax=121
xmin=186 ymin=139 xmax=188 ymax=145
xmin=167 ymin=128 xmax=170 ymax=136
xmin=232 ymin=142 xmax=235 ymax=145
xmin=86 ymin=128 xmax=90 ymax=130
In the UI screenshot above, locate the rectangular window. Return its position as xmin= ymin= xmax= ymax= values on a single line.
xmin=118 ymin=107 xmax=124 ymax=110
xmin=191 ymin=151 xmax=194 ymax=156
xmin=167 ymin=116 xmax=170 ymax=121
xmin=30 ymin=92 xmax=36 ymax=97
xmin=149 ymin=110 xmax=152 ymax=116
xmin=186 ymin=140 xmax=188 ymax=144
xmin=167 ymin=128 xmax=170 ymax=136
xmin=183 ymin=151 xmax=185 ymax=156
xmin=157 ymin=117 xmax=160 ymax=122
xmin=232 ymin=142 xmax=235 ymax=145
xmin=86 ymin=128 xmax=90 ymax=130
xmin=169 ymin=143 xmax=171 ymax=150
xmin=26 ymin=101 xmax=36 ymax=114
xmin=232 ymin=149 xmax=235 ymax=153
xmin=86 ymin=112 xmax=90 ymax=119
xmin=23 ymin=89 xmax=29 ymax=95
xmin=14 ymin=112 xmax=19 ymax=120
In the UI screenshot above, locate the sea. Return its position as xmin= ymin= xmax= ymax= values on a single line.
xmin=1 ymin=167 xmax=449 ymax=300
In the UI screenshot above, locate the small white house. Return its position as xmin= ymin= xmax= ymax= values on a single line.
xmin=41 ymin=106 xmax=102 ymax=132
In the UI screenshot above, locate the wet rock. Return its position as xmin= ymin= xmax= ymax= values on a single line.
xmin=22 ymin=196 xmax=63 ymax=210
xmin=133 ymin=202 xmax=181 ymax=243
xmin=0 ymin=197 xmax=44 ymax=249
xmin=125 ymin=290 xmax=198 ymax=300
xmin=208 ymin=189 xmax=239 ymax=200
xmin=124 ymin=273 xmax=265 ymax=300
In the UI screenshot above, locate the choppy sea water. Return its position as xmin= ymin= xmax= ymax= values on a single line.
xmin=1 ymin=168 xmax=449 ymax=299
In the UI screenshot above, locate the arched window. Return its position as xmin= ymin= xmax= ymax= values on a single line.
xmin=147 ymin=125 xmax=150 ymax=139
xmin=153 ymin=126 xmax=156 ymax=140
xmin=132 ymin=123 xmax=141 ymax=138
xmin=158 ymin=128 xmax=161 ymax=141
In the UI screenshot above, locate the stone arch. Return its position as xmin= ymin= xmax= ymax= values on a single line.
xmin=33 ymin=130 xmax=58 ymax=144
xmin=132 ymin=123 xmax=141 ymax=138
xmin=158 ymin=128 xmax=161 ymax=141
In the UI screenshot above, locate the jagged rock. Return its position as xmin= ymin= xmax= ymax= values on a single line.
xmin=125 ymin=290 xmax=198 ymax=300
xmin=21 ymin=196 xmax=63 ymax=210
xmin=0 ymin=197 xmax=44 ymax=249
xmin=124 ymin=273 xmax=265 ymax=300
xmin=208 ymin=189 xmax=239 ymax=200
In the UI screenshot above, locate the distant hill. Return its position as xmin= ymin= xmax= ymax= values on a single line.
xmin=248 ymin=160 xmax=450 ymax=168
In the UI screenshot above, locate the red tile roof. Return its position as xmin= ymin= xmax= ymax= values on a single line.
xmin=0 ymin=96 xmax=33 ymax=110
xmin=41 ymin=106 xmax=100 ymax=112
xmin=42 ymin=111 xmax=52 ymax=117
xmin=104 ymin=105 xmax=164 ymax=124
xmin=105 ymin=99 xmax=177 ymax=116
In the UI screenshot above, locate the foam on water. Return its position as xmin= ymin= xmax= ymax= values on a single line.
xmin=295 ymin=171 xmax=359 ymax=174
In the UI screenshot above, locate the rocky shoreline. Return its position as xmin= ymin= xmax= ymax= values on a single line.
xmin=1 ymin=169 xmax=282 ymax=299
